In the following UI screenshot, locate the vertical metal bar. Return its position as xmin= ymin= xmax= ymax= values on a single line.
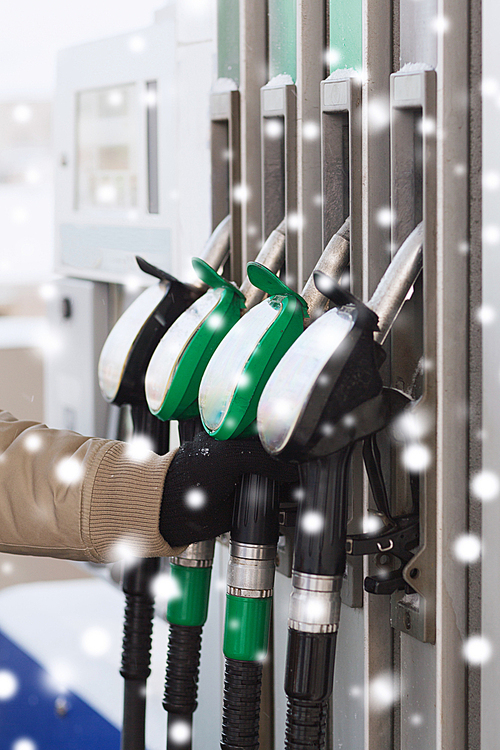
xmin=468 ymin=0 xmax=482 ymax=746
xmin=390 ymin=69 xmax=437 ymax=644
xmin=320 ymin=74 xmax=363 ymax=610
xmin=296 ymin=0 xmax=326 ymax=289
xmin=210 ymin=89 xmax=242 ymax=283
xmin=239 ymin=0 xmax=267 ymax=266
xmin=433 ymin=1 xmax=469 ymax=747
xmin=260 ymin=82 xmax=298 ymax=289
xmin=361 ymin=3 xmax=394 ymax=749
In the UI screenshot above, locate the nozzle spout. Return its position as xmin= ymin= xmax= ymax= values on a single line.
xmin=240 ymin=219 xmax=286 ymax=309
xmin=301 ymin=217 xmax=351 ymax=318
xmin=369 ymin=222 xmax=424 ymax=344
xmin=196 ymin=215 xmax=232 ymax=284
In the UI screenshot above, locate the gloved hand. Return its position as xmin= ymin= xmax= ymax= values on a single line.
xmin=160 ymin=430 xmax=299 ymax=547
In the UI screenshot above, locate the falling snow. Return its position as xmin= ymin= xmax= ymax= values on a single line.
xmin=376 ymin=207 xmax=393 ymax=228
xmin=185 ymin=487 xmax=206 ymax=509
xmin=463 ymin=635 xmax=493 ymax=665
xmin=363 ymin=514 xmax=385 ymax=534
xmin=151 ymin=572 xmax=181 ymax=602
xmin=206 ymin=312 xmax=224 ymax=331
xmin=369 ymin=672 xmax=399 ymax=711
xmin=482 ymin=77 xmax=499 ymax=97
xmin=483 ymin=225 xmax=500 ymax=245
xmin=44 ymin=659 xmax=73 ymax=694
xmin=304 ymin=595 xmax=329 ymax=622
xmin=470 ymin=470 xmax=500 ymax=502
xmin=38 ymin=283 xmax=57 ymax=301
xmin=81 ymin=627 xmax=111 ymax=658
xmin=301 ymin=510 xmax=324 ymax=534
xmin=483 ymin=171 xmax=500 ymax=191
xmin=418 ymin=117 xmax=436 ymax=136
xmin=128 ymin=35 xmax=146 ymax=54
xmin=431 ymin=14 xmax=451 ymax=34
xmin=12 ymin=740 xmax=38 ymax=750
xmin=264 ymin=119 xmax=284 ymax=140
xmin=303 ymin=121 xmax=320 ymax=141
xmin=320 ymin=422 xmax=335 ymax=437
xmin=55 ymin=457 xmax=83 ymax=485
xmin=125 ymin=435 xmax=154 ymax=462
xmin=169 ymin=720 xmax=191 ymax=744
xmin=0 ymin=670 xmax=19 ymax=701
xmin=23 ymin=433 xmax=42 ymax=453
xmin=12 ymin=104 xmax=33 ymax=124
xmin=475 ymin=305 xmax=497 ymax=325
xmin=367 ymin=98 xmax=390 ymax=132
xmin=325 ymin=48 xmax=341 ymax=68
xmin=393 ymin=408 xmax=431 ymax=442
xmin=287 ymin=212 xmax=305 ymax=232
xmin=401 ymin=443 xmax=432 ymax=472
xmin=112 ymin=540 xmax=140 ymax=562
xmin=233 ymin=184 xmax=251 ymax=204
xmin=453 ymin=534 xmax=482 ymax=564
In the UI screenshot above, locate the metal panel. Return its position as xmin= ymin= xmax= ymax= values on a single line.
xmin=394 ymin=3 xmax=469 ymax=750
xmin=481 ymin=1 xmax=500 ymax=749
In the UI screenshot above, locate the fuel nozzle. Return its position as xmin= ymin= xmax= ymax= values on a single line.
xmin=256 ymin=222 xmax=424 ymax=750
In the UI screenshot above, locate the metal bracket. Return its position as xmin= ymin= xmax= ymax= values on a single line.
xmin=390 ymin=68 xmax=437 ymax=644
xmin=320 ymin=74 xmax=363 ymax=608
xmin=210 ymin=88 xmax=242 ymax=284
xmin=260 ymin=81 xmax=297 ymax=290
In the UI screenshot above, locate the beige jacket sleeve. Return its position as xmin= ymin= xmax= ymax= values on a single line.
xmin=0 ymin=410 xmax=186 ymax=563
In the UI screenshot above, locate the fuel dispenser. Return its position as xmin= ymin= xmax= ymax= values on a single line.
xmin=97 ymin=218 xmax=231 ymax=750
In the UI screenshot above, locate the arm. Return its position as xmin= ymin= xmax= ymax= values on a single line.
xmin=0 ymin=409 xmax=183 ymax=563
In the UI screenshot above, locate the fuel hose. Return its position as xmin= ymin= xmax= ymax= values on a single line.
xmin=164 ymin=419 xmax=215 ymax=750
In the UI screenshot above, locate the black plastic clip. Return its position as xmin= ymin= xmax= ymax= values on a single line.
xmin=345 ymin=427 xmax=420 ymax=595
xmin=346 ymin=515 xmax=419 ymax=595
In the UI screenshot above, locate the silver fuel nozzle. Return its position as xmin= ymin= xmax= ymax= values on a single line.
xmin=239 ymin=219 xmax=286 ymax=309
xmin=301 ymin=217 xmax=351 ymax=319
xmin=193 ymin=214 xmax=232 ymax=287
xmin=368 ymin=222 xmax=424 ymax=344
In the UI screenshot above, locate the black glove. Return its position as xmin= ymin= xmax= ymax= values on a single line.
xmin=160 ymin=430 xmax=299 ymax=547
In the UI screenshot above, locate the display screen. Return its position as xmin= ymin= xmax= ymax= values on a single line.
xmin=76 ymin=84 xmax=138 ymax=210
